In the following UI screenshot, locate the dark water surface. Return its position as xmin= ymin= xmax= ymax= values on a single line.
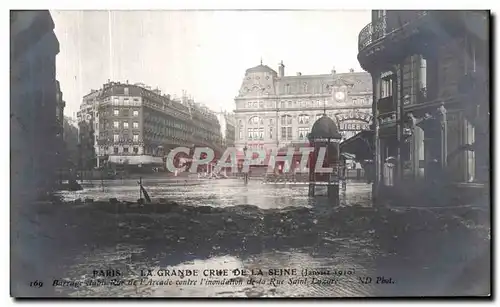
xmin=12 ymin=179 xmax=490 ymax=297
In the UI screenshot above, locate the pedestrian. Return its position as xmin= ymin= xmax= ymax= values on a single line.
xmin=356 ymin=161 xmax=362 ymax=180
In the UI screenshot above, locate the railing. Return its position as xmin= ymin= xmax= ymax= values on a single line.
xmin=358 ymin=11 xmax=429 ymax=53
xmin=358 ymin=15 xmax=387 ymax=51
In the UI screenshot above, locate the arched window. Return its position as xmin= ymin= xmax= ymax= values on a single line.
xmin=248 ymin=116 xmax=263 ymax=125
xmin=298 ymin=114 xmax=310 ymax=125
xmin=247 ymin=116 xmax=264 ymax=141
xmin=280 ymin=115 xmax=292 ymax=126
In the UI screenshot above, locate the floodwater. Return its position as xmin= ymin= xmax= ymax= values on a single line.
xmin=56 ymin=177 xmax=373 ymax=209
xmin=13 ymin=178 xmax=490 ymax=297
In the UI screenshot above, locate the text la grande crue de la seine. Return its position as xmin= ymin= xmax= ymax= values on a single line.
xmin=139 ymin=268 xmax=355 ymax=277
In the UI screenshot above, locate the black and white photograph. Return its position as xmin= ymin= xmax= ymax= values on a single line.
xmin=9 ymin=7 xmax=491 ymax=298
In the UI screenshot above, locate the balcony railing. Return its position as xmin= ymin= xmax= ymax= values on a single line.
xmin=358 ymin=11 xmax=429 ymax=53
xmin=358 ymin=15 xmax=387 ymax=51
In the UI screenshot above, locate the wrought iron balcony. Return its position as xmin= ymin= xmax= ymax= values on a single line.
xmin=358 ymin=11 xmax=429 ymax=53
xmin=358 ymin=16 xmax=387 ymax=52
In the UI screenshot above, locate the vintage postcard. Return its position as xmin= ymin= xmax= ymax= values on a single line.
xmin=10 ymin=9 xmax=490 ymax=298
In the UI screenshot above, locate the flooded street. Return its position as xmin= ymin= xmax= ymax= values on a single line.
xmin=55 ymin=177 xmax=372 ymax=209
xmin=12 ymin=178 xmax=490 ymax=297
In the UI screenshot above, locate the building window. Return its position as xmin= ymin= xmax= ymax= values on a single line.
xmin=359 ymin=98 xmax=365 ymax=105
xmin=248 ymin=102 xmax=252 ymax=108
xmin=269 ymin=127 xmax=273 ymax=139
xmin=281 ymin=127 xmax=292 ymax=140
xmin=133 ymin=110 xmax=139 ymax=116
xmin=258 ymin=128 xmax=264 ymax=140
xmin=113 ymin=98 xmax=119 ymax=104
xmin=419 ymin=56 xmax=427 ymax=98
xmin=298 ymin=127 xmax=309 ymax=139
xmin=123 ymin=147 xmax=129 ymax=153
xmin=269 ymin=118 xmax=274 ymax=125
xmin=123 ymin=122 xmax=129 ymax=129
xmin=124 ymin=87 xmax=129 ymax=95
xmin=253 ymin=102 xmax=258 ymax=108
xmin=259 ymin=101 xmax=264 ymax=108
xmin=133 ymin=147 xmax=139 ymax=154
xmin=113 ymin=134 xmax=119 ymax=142
xmin=133 ymin=122 xmax=139 ymax=128
xmin=381 ymin=77 xmax=393 ymax=98
xmin=114 ymin=147 xmax=119 ymax=154
xmin=288 ymin=101 xmax=292 ymax=108
xmin=113 ymin=121 xmax=119 ymax=128
xmin=280 ymin=115 xmax=292 ymax=126
xmin=352 ymin=98 xmax=357 ymax=105
xmin=298 ymin=114 xmax=310 ymax=125
xmin=303 ymin=82 xmax=308 ymax=93
xmin=248 ymin=128 xmax=254 ymax=140
xmin=133 ymin=134 xmax=139 ymax=142
xmin=114 ymin=109 xmax=119 ymax=116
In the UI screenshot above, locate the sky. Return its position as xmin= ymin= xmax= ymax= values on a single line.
xmin=51 ymin=10 xmax=371 ymax=118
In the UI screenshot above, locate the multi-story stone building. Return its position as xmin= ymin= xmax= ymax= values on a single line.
xmin=234 ymin=62 xmax=372 ymax=152
xmin=357 ymin=10 xmax=489 ymax=196
xmin=10 ymin=10 xmax=60 ymax=200
xmin=77 ymin=81 xmax=223 ymax=170
xmin=216 ymin=111 xmax=236 ymax=148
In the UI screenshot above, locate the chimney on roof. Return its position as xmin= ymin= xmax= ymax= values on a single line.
xmin=349 ymin=68 xmax=354 ymax=73
xmin=278 ymin=61 xmax=285 ymax=78
xmin=126 ymin=80 xmax=129 ymax=84
xmin=331 ymin=67 xmax=336 ymax=75
xmin=296 ymin=72 xmax=302 ymax=76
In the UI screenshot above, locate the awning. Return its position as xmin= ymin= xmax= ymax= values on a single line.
xmin=108 ymin=155 xmax=164 ymax=165
xmin=339 ymin=130 xmax=374 ymax=161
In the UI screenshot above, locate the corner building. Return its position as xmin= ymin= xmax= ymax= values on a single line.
xmin=357 ymin=10 xmax=489 ymax=196
xmin=77 ymin=81 xmax=223 ymax=170
xmin=234 ymin=62 xmax=373 ymax=152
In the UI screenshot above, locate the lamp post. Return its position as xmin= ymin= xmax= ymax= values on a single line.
xmin=243 ymin=144 xmax=248 ymax=184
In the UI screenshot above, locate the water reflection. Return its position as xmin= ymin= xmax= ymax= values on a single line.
xmin=56 ymin=178 xmax=372 ymax=210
